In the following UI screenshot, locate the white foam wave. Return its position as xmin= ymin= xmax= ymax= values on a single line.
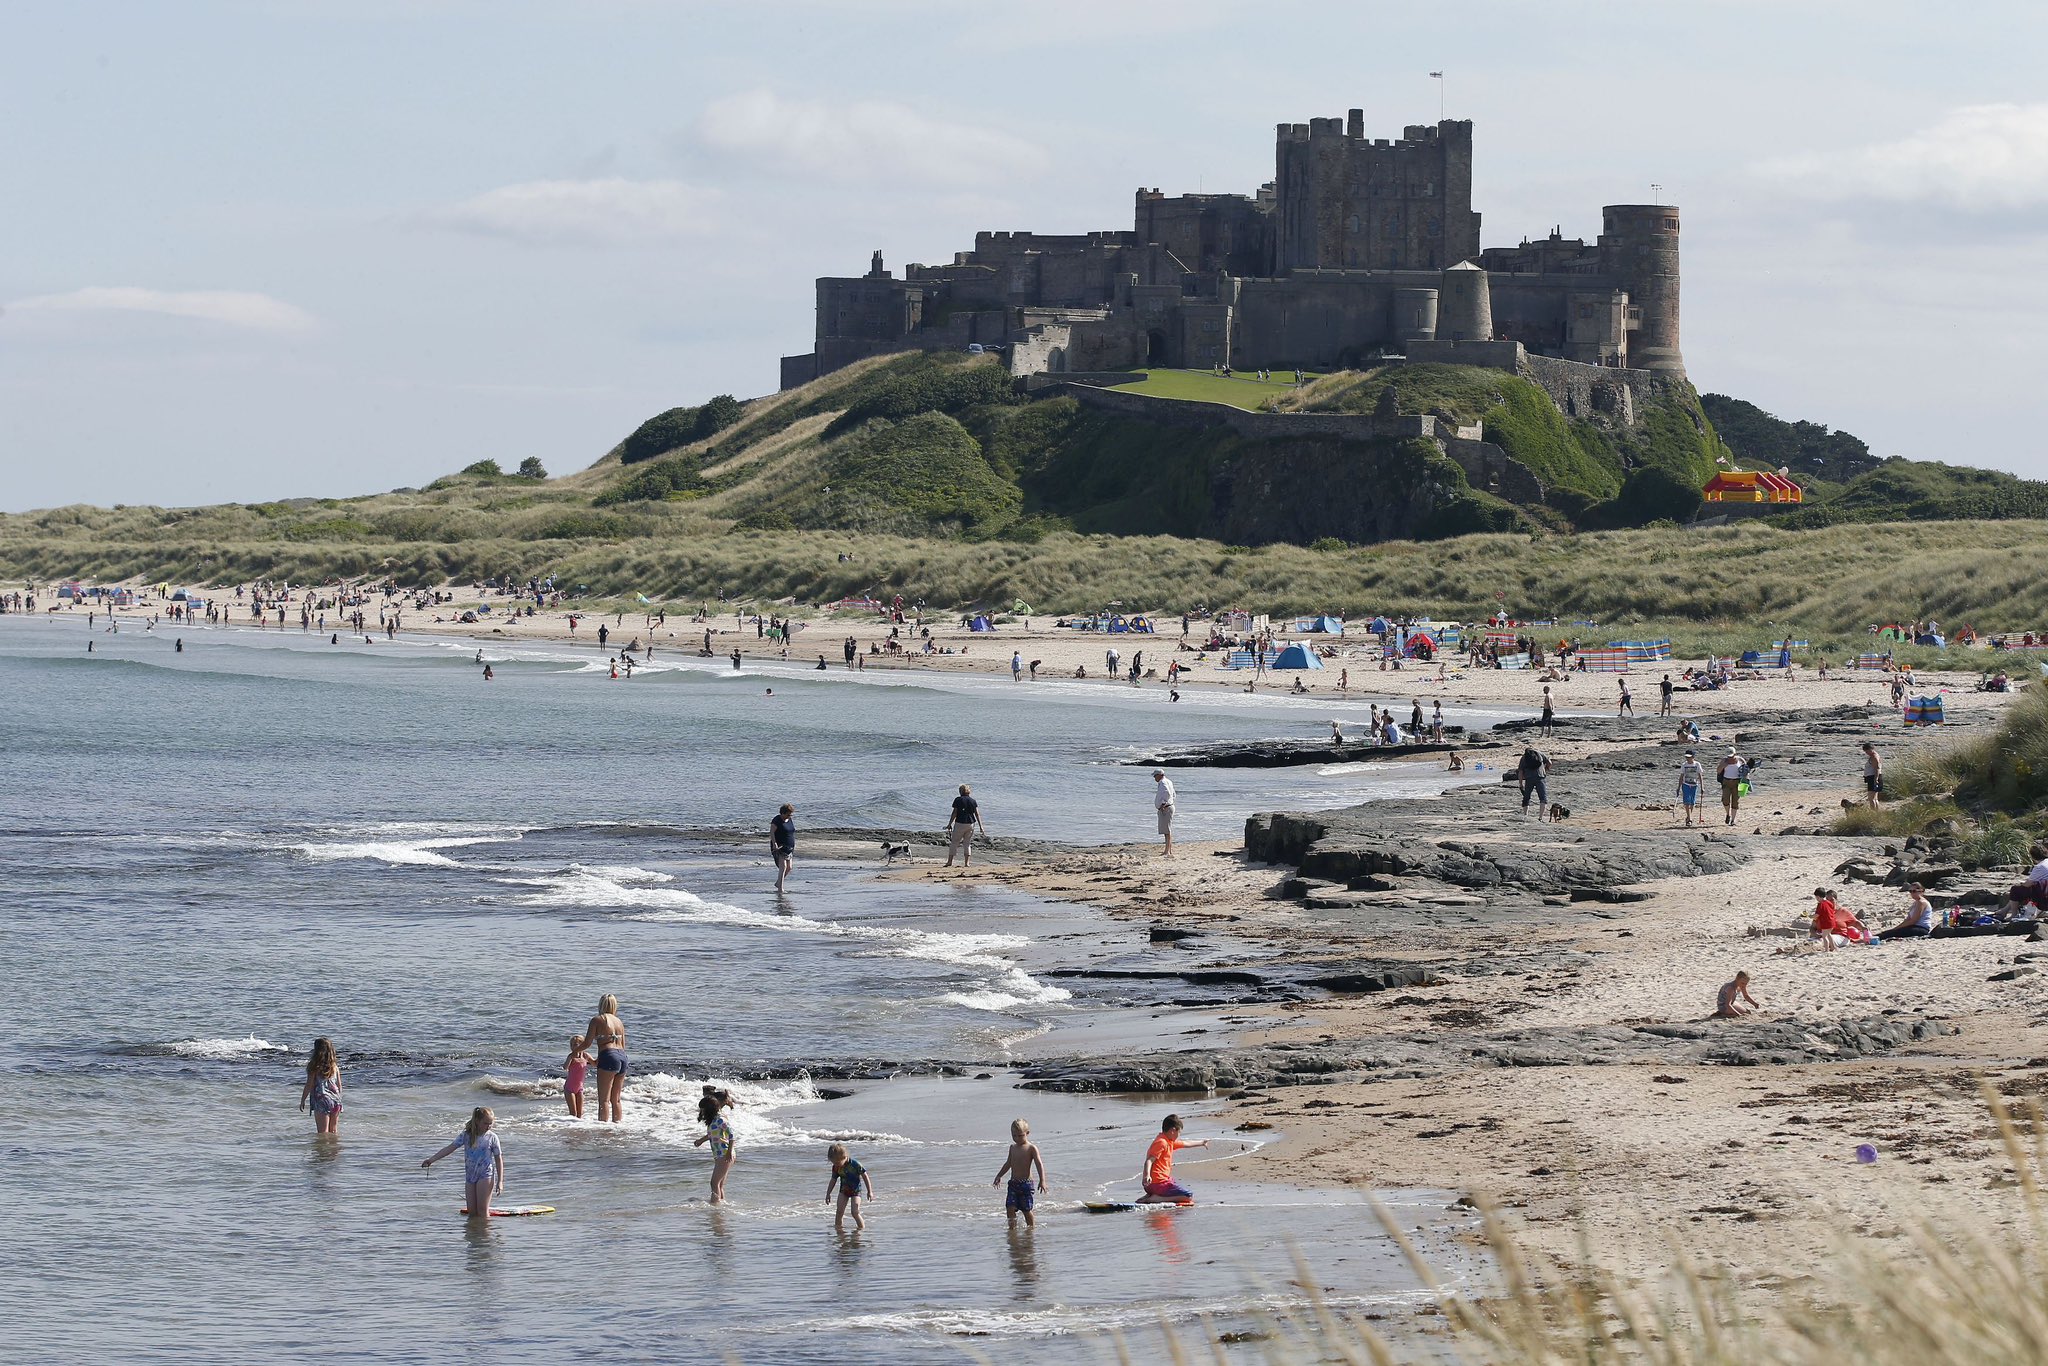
xmin=817 ymin=1287 xmax=1444 ymax=1340
xmin=161 ymin=1035 xmax=290 ymax=1060
xmin=526 ymin=1068 xmax=914 ymax=1150
xmin=507 ymin=867 xmax=1070 ymax=1010
xmin=293 ymin=830 xmax=519 ymax=866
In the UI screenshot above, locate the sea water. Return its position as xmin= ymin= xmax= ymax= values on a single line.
xmin=0 ymin=616 xmax=1492 ymax=1362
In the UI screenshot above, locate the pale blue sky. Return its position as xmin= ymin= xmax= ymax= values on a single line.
xmin=4 ymin=1 xmax=2044 ymax=510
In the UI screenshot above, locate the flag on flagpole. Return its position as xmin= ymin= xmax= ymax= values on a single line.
xmin=1429 ymin=71 xmax=1442 ymax=78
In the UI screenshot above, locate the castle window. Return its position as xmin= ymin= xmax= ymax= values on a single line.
xmin=1347 ymin=215 xmax=1359 ymax=233
xmin=1202 ymin=320 xmax=1218 ymax=333
xmin=1663 ymin=217 xmax=1677 ymax=230
xmin=1577 ymin=305 xmax=1594 ymax=319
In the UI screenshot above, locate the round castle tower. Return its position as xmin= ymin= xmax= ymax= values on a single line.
xmin=1599 ymin=205 xmax=1681 ymax=373
xmin=1438 ymin=261 xmax=1492 ymax=342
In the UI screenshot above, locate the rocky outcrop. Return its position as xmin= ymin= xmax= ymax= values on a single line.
xmin=1128 ymin=735 xmax=1483 ymax=769
xmin=1020 ymin=1014 xmax=1958 ymax=1092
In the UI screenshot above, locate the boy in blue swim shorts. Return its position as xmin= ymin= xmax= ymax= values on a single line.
xmin=991 ymin=1118 xmax=1048 ymax=1229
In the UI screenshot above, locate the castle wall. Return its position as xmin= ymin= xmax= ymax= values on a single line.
xmin=1520 ymin=352 xmax=1688 ymax=425
xmin=780 ymin=353 xmax=818 ymax=390
xmin=1134 ymin=191 xmax=1271 ymax=277
xmin=1231 ymin=272 xmax=1420 ymax=369
xmin=1062 ymin=380 xmax=1436 ymax=439
xmin=1059 ymin=383 xmax=1548 ymax=506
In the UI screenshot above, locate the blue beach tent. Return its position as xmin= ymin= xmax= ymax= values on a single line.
xmin=1271 ymin=643 xmax=1324 ymax=670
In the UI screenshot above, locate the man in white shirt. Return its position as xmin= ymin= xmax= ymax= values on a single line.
xmin=1153 ymin=769 xmax=1177 ymax=856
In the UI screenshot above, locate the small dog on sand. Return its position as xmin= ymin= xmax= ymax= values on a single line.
xmin=881 ymin=841 xmax=912 ymax=865
xmin=1547 ymin=803 xmax=1570 ymax=823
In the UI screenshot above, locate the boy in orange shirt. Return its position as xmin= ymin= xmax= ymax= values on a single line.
xmin=1137 ymin=1114 xmax=1207 ymax=1204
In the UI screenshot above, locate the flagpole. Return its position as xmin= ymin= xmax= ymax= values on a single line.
xmin=1430 ymin=70 xmax=1445 ymax=121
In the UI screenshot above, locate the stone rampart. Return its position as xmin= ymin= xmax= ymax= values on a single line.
xmin=1061 ymin=383 xmax=1436 ymax=442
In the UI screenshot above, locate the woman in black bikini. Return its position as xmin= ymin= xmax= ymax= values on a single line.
xmin=585 ymin=993 xmax=627 ymax=1123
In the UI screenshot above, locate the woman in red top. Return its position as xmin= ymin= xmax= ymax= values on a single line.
xmin=1810 ymin=887 xmax=1854 ymax=949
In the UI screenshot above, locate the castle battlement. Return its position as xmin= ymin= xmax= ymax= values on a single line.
xmin=779 ymin=112 xmax=1680 ymax=391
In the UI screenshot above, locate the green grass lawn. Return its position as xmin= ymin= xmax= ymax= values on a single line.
xmin=1105 ymin=368 xmax=1321 ymax=410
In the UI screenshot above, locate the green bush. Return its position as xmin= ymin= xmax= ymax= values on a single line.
xmin=594 ymin=455 xmax=702 ymax=506
xmin=619 ymin=407 xmax=700 ymax=465
xmin=693 ymin=394 xmax=745 ymax=440
xmin=461 ymin=460 xmax=503 ymax=478
xmin=1310 ymin=536 xmax=1348 ymax=553
xmin=803 ymin=413 xmax=1022 ymax=533
xmin=517 ymin=457 xmax=547 ymax=480
xmin=535 ymin=512 xmax=629 ymax=540
xmin=824 ymin=362 xmax=1020 ymax=435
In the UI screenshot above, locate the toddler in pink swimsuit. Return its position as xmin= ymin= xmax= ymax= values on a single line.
xmin=564 ymin=1036 xmax=590 ymax=1119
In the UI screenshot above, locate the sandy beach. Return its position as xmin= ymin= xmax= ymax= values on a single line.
xmin=19 ymin=577 xmax=2042 ymax=1308
xmin=16 ymin=577 xmax=2014 ymax=722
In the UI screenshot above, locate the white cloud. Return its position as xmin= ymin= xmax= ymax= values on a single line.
xmin=1759 ymin=103 xmax=2048 ymax=210
xmin=694 ymin=89 xmax=1048 ymax=188
xmin=421 ymin=178 xmax=720 ymax=246
xmin=5 ymin=287 xmax=318 ymax=332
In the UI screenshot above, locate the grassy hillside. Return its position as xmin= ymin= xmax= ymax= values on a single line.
xmin=11 ymin=351 xmax=2048 ymax=634
xmin=1701 ymin=392 xmax=2048 ymax=527
xmin=1291 ymin=363 xmax=1726 ymax=523
xmin=14 ymin=481 xmax=2048 ymax=645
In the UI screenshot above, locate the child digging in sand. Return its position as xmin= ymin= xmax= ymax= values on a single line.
xmin=1715 ymin=971 xmax=1761 ymax=1017
xmin=423 ymin=1106 xmax=503 ymax=1219
xmin=992 ymin=1119 xmax=1049 ymax=1229
xmin=826 ymin=1143 xmax=873 ymax=1231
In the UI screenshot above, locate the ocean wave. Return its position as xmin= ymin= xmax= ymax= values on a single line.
xmin=521 ymin=1068 xmax=915 ymax=1150
xmin=151 ymin=1035 xmax=293 ymax=1061
xmin=506 ymin=866 xmax=1069 ymax=1009
xmin=813 ymin=1286 xmax=1444 ymax=1340
xmin=291 ymin=826 xmax=523 ymax=866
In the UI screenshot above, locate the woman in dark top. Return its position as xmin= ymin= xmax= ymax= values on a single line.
xmin=945 ymin=784 xmax=986 ymax=869
xmin=771 ymin=803 xmax=796 ymax=893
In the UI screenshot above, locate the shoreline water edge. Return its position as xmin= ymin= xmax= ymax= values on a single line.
xmin=6 ymin=588 xmax=2044 ymax=1356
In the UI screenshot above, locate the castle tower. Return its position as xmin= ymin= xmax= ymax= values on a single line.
xmin=1439 ymin=262 xmax=1492 ymax=342
xmin=1392 ymin=286 xmax=1439 ymax=345
xmin=1272 ymin=116 xmax=1480 ymax=273
xmin=1599 ymin=205 xmax=1681 ymax=372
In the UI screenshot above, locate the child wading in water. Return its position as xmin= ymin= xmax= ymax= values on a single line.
xmin=693 ymin=1088 xmax=736 ymax=1204
xmin=563 ymin=1037 xmax=590 ymax=1120
xmin=298 ymin=1037 xmax=343 ymax=1134
xmin=423 ymin=1106 xmax=504 ymax=1219
xmin=991 ymin=1118 xmax=1048 ymax=1229
xmin=1139 ymin=1113 xmax=1207 ymax=1204
xmin=826 ymin=1143 xmax=873 ymax=1231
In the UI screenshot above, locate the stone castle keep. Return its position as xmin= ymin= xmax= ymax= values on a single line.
xmin=779 ymin=112 xmax=1682 ymax=389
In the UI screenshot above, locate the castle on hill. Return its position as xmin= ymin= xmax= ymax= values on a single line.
xmin=779 ymin=111 xmax=1682 ymax=389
